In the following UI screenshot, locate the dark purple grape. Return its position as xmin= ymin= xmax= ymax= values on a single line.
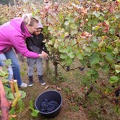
xmin=114 ymin=99 xmax=119 ymax=104
xmin=66 ymin=66 xmax=70 ymax=71
xmin=41 ymin=109 xmax=46 ymax=112
xmin=115 ymin=89 xmax=120 ymax=97
xmin=45 ymin=99 xmax=48 ymax=102
xmin=79 ymin=67 xmax=85 ymax=71
xmin=40 ymin=99 xmax=59 ymax=113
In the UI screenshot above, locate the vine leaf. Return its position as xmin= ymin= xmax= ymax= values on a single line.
xmin=68 ymin=52 xmax=75 ymax=58
xmin=90 ymin=53 xmax=100 ymax=65
xmin=110 ymin=76 xmax=119 ymax=84
xmin=60 ymin=54 xmax=67 ymax=59
xmin=76 ymin=52 xmax=83 ymax=60
xmin=105 ymin=52 xmax=114 ymax=62
xmin=30 ymin=108 xmax=39 ymax=117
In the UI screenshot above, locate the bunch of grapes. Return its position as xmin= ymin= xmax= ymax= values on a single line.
xmin=115 ymin=89 xmax=120 ymax=97
xmin=40 ymin=99 xmax=59 ymax=112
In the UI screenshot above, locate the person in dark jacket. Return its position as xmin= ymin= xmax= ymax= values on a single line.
xmin=26 ymin=22 xmax=47 ymax=86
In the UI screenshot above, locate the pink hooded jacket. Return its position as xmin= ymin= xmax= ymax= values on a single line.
xmin=0 ymin=17 xmax=39 ymax=58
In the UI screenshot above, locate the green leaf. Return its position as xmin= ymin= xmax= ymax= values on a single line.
xmin=106 ymin=45 xmax=114 ymax=52
xmin=59 ymin=47 xmax=66 ymax=53
xmin=93 ymin=63 xmax=101 ymax=70
xmin=20 ymin=90 xmax=26 ymax=98
xmin=4 ymin=85 xmax=11 ymax=92
xmin=110 ymin=76 xmax=119 ymax=84
xmin=84 ymin=46 xmax=92 ymax=53
xmin=90 ymin=53 xmax=100 ymax=65
xmin=29 ymin=100 xmax=34 ymax=108
xmin=7 ymin=92 xmax=14 ymax=100
xmin=114 ymin=105 xmax=120 ymax=113
xmin=48 ymin=26 xmax=54 ymax=31
xmin=66 ymin=58 xmax=73 ymax=66
xmin=116 ymin=41 xmax=120 ymax=47
xmin=99 ymin=41 xmax=106 ymax=48
xmin=43 ymin=26 xmax=49 ymax=34
xmin=69 ymin=17 xmax=75 ymax=23
xmin=76 ymin=52 xmax=83 ymax=60
xmin=59 ymin=42 xmax=64 ymax=47
xmin=70 ymin=39 xmax=76 ymax=46
xmin=0 ymin=70 xmax=8 ymax=77
xmin=9 ymin=107 xmax=15 ymax=114
xmin=4 ymin=59 xmax=12 ymax=66
xmin=70 ymin=24 xmax=77 ymax=29
xmin=71 ymin=29 xmax=78 ymax=35
xmin=65 ymin=47 xmax=70 ymax=53
xmin=91 ymin=42 xmax=99 ymax=48
xmin=80 ymin=59 xmax=88 ymax=66
xmin=65 ymin=38 xmax=69 ymax=44
xmin=102 ymin=64 xmax=109 ymax=72
xmin=109 ymin=28 xmax=115 ymax=34
xmin=18 ymin=99 xmax=25 ymax=111
xmin=83 ymin=51 xmax=92 ymax=56
xmin=68 ymin=52 xmax=75 ymax=58
xmin=99 ymin=15 xmax=104 ymax=21
xmin=105 ymin=52 xmax=114 ymax=62
xmin=31 ymin=109 xmax=39 ymax=117
xmin=60 ymin=54 xmax=67 ymax=59
xmin=7 ymin=90 xmax=26 ymax=100
xmin=86 ymin=69 xmax=99 ymax=79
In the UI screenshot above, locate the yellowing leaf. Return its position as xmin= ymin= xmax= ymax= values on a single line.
xmin=92 ymin=26 xmax=100 ymax=31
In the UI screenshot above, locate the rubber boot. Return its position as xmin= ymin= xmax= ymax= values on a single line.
xmin=38 ymin=75 xmax=45 ymax=85
xmin=28 ymin=76 xmax=33 ymax=87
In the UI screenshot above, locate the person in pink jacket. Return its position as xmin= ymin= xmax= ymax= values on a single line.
xmin=0 ymin=13 xmax=48 ymax=88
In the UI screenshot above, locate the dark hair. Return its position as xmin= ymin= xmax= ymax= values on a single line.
xmin=37 ymin=28 xmax=43 ymax=32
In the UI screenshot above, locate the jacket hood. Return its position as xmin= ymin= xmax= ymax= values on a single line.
xmin=10 ymin=17 xmax=31 ymax=38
